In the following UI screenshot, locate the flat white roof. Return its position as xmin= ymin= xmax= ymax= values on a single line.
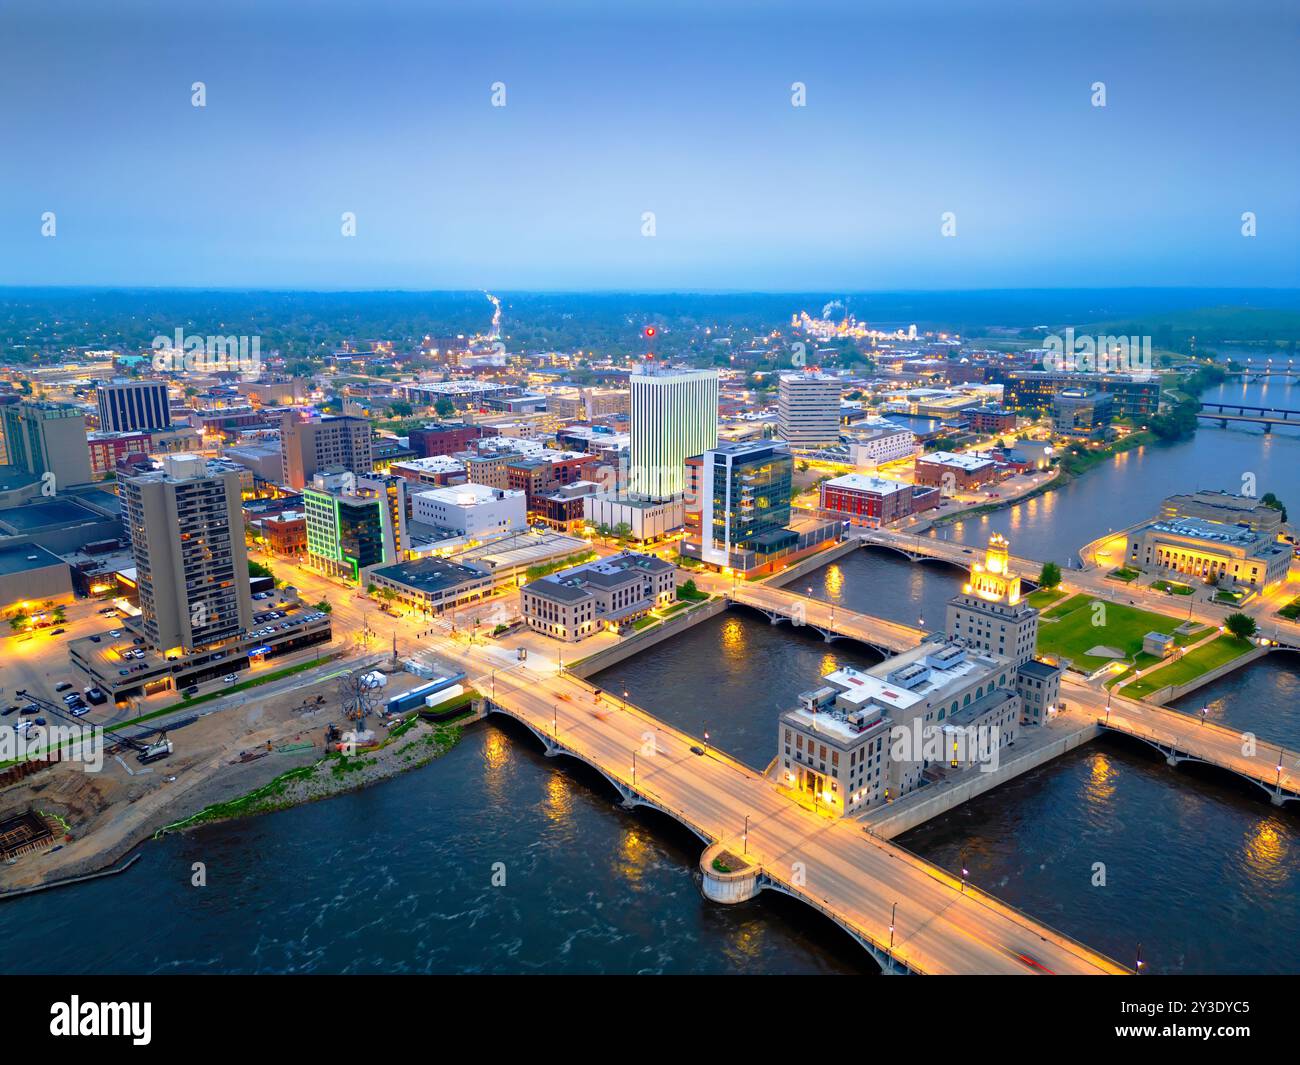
xmin=823 ymin=473 xmax=910 ymax=495
xmin=919 ymin=450 xmax=995 ymax=471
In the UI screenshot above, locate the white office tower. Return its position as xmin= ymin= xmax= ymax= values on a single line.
xmin=778 ymin=372 xmax=841 ymax=447
xmin=629 ymin=367 xmax=718 ymax=499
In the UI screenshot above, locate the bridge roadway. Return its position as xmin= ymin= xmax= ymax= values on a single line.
xmin=855 ymin=528 xmax=1300 ymax=650
xmin=728 ymin=583 xmax=1300 ymax=806
xmin=484 ymin=666 xmax=1129 ymax=975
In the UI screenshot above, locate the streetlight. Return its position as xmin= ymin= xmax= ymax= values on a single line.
xmin=631 ymin=749 xmax=637 ymax=787
xmin=1200 ymin=706 xmax=1208 ymax=727
xmin=1135 ymin=943 xmax=1144 ymax=973
xmin=743 ymin=814 xmax=750 ymax=855
xmin=960 ymin=866 xmax=968 ymax=893
xmin=889 ymin=901 xmax=897 ymax=952
xmin=552 ymin=703 xmax=557 ymax=739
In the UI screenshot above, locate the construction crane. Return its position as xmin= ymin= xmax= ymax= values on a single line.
xmin=13 ymin=688 xmax=171 ymax=762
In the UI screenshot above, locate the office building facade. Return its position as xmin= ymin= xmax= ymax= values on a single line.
xmin=1 ymin=401 xmax=93 ymax=488
xmin=96 ymin=379 xmax=172 ymax=433
xmin=628 ymin=368 xmax=718 ymax=499
xmin=778 ymin=372 xmax=841 ymax=447
xmin=280 ymin=413 xmax=374 ymax=489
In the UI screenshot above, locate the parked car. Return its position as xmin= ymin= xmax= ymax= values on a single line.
xmin=20 ymin=706 xmax=39 ymax=715
xmin=84 ymin=687 xmax=107 ymax=705
xmin=1 ymin=706 xmax=16 ymax=717
xmin=51 ymin=628 xmax=65 ymax=635
xmin=108 ymin=629 xmax=122 ymax=637
xmin=55 ymin=682 xmax=73 ymax=692
xmin=70 ymin=706 xmax=89 ymax=718
xmin=184 ymin=685 xmax=199 ymax=696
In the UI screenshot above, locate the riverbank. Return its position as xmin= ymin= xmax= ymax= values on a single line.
xmin=157 ymin=709 xmax=476 ymax=836
xmin=0 ymin=658 xmax=478 ymax=894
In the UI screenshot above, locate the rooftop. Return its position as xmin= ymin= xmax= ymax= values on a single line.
xmin=823 ymin=472 xmax=910 ymax=495
xmin=919 ymin=451 xmax=996 ymax=471
xmin=370 ymin=556 xmax=491 ymax=593
xmin=0 ymin=542 xmax=67 ymax=577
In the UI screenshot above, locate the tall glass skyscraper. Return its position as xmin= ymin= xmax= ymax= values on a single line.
xmin=628 ymin=367 xmax=718 ymax=500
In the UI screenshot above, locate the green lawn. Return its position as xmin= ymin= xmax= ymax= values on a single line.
xmin=1120 ymin=635 xmax=1254 ymax=699
xmin=1108 ymin=567 xmax=1140 ymax=583
xmin=1280 ymin=597 xmax=1300 ymax=621
xmin=1026 ymin=587 xmax=1066 ymax=610
xmin=1151 ymin=579 xmax=1194 ymax=596
xmin=1036 ymin=594 xmax=1195 ymax=672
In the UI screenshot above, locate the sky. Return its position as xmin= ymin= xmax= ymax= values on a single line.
xmin=1 ymin=0 xmax=1297 ymax=292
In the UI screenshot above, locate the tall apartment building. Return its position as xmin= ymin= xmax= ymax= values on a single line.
xmin=777 ymin=372 xmax=841 ymax=447
xmin=0 ymin=400 xmax=93 ymax=488
xmin=120 ymin=454 xmax=253 ymax=653
xmin=628 ymin=367 xmax=718 ymax=500
xmin=96 ymin=379 xmax=172 ymax=432
xmin=280 ymin=413 xmax=374 ymax=489
xmin=944 ymin=535 xmax=1062 ymax=725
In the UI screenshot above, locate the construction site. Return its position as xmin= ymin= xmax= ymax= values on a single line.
xmin=0 ymin=652 xmax=478 ymax=895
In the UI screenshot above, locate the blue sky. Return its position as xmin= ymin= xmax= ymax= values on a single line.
xmin=2 ymin=0 xmax=1296 ymax=291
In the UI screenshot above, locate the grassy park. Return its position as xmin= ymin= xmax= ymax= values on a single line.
xmin=1036 ymin=593 xmax=1205 ymax=673
xmin=1119 ymin=635 xmax=1255 ymax=699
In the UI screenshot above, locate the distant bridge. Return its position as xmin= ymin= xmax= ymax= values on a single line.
xmin=1197 ymin=401 xmax=1300 ymax=430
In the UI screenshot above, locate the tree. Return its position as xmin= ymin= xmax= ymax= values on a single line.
xmin=1261 ymin=493 xmax=1288 ymax=522
xmin=1225 ymin=613 xmax=1257 ymax=641
xmin=1038 ymin=561 xmax=1062 ymax=590
xmin=366 ymin=582 xmax=378 ymax=596
xmin=613 ymin=521 xmax=633 ymax=543
xmin=435 ymin=397 xmax=455 ymax=418
xmin=249 ymin=559 xmax=275 ymax=580
xmin=315 ymin=600 xmax=333 ymax=614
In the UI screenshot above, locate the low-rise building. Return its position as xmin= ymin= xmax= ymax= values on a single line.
xmin=521 ymin=551 xmax=676 ymax=641
xmin=368 ymin=556 xmax=495 ymax=616
xmin=913 ymin=450 xmax=997 ymax=491
xmin=1124 ymin=516 xmax=1292 ymax=589
xmin=818 ymin=473 xmax=940 ymax=527
xmin=777 ymin=639 xmax=1022 ymax=816
xmin=1160 ymin=489 xmax=1285 ymax=534
xmin=411 ymin=483 xmax=527 ymax=539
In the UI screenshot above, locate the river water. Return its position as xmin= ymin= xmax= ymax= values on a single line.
xmin=2 ymin=385 xmax=1297 ymax=974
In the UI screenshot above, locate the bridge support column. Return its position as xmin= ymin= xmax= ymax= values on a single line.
xmin=699 ymin=842 xmax=761 ymax=904
xmin=1271 ymin=791 xmax=1285 ymax=807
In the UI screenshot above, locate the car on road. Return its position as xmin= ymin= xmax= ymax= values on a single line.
xmin=184 ymin=685 xmax=199 ymax=696
xmin=51 ymin=628 xmax=65 ymax=635
xmin=690 ymin=746 xmax=705 ymax=756
xmin=55 ymin=682 xmax=73 ymax=692
xmin=89 ymin=635 xmax=101 ymax=643
xmin=223 ymin=674 xmax=237 ymax=684
xmin=108 ymin=630 xmax=122 ymax=637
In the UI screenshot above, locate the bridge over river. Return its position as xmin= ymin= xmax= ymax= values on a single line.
xmin=730 ymin=583 xmax=1300 ymax=808
xmin=482 ymin=666 xmax=1130 ymax=975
